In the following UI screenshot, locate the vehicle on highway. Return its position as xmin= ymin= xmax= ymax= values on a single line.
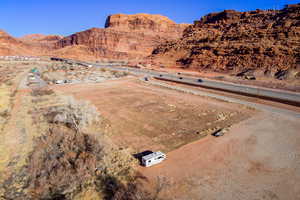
xmin=55 ymin=80 xmax=64 ymax=84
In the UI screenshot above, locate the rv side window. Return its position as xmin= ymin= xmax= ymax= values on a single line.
xmin=157 ymin=156 xmax=163 ymax=159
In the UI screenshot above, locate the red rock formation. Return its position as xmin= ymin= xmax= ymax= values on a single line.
xmin=55 ymin=14 xmax=189 ymax=61
xmin=20 ymin=34 xmax=46 ymax=41
xmin=0 ymin=30 xmax=33 ymax=55
xmin=105 ymin=13 xmax=187 ymax=39
xmin=0 ymin=31 xmax=63 ymax=56
xmin=150 ymin=4 xmax=300 ymax=79
xmin=0 ymin=14 xmax=188 ymax=60
xmin=20 ymin=34 xmax=63 ymax=53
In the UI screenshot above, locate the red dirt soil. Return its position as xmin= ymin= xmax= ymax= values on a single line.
xmin=140 ymin=112 xmax=300 ymax=199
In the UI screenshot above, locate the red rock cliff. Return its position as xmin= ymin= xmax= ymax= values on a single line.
xmin=55 ymin=14 xmax=189 ymax=60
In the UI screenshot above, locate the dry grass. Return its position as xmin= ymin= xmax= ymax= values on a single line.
xmin=31 ymin=88 xmax=55 ymax=96
xmin=27 ymin=126 xmax=104 ymax=199
xmin=2 ymin=126 xmax=103 ymax=199
xmin=2 ymin=92 xmax=140 ymax=200
xmin=0 ymin=85 xmax=12 ymax=131
xmin=2 ymin=125 xmax=140 ymax=200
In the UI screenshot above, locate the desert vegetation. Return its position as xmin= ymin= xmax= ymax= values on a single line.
xmin=0 ymin=85 xmax=11 ymax=131
xmin=45 ymin=96 xmax=100 ymax=132
xmin=2 ymin=86 xmax=170 ymax=200
xmin=0 ymin=62 xmax=27 ymax=131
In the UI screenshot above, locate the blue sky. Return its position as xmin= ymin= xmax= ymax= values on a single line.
xmin=0 ymin=0 xmax=298 ymax=37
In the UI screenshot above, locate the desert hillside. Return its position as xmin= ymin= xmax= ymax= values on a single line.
xmin=20 ymin=34 xmax=63 ymax=42
xmin=20 ymin=34 xmax=63 ymax=53
xmin=0 ymin=31 xmax=62 ymax=55
xmin=0 ymin=30 xmax=34 ymax=55
xmin=150 ymin=4 xmax=300 ymax=79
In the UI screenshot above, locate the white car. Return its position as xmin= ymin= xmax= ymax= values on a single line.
xmin=55 ymin=80 xmax=64 ymax=84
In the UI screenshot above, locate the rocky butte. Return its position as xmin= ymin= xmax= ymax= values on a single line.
xmin=55 ymin=14 xmax=189 ymax=61
xmin=150 ymin=4 xmax=300 ymax=80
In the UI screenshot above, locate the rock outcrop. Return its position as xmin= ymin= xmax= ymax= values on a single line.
xmin=105 ymin=13 xmax=187 ymax=39
xmin=55 ymin=14 xmax=189 ymax=61
xmin=150 ymin=4 xmax=300 ymax=78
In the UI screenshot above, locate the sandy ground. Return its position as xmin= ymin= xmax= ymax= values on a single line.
xmin=141 ymin=111 xmax=300 ymax=200
xmin=52 ymin=78 xmax=255 ymax=153
xmin=52 ymin=77 xmax=300 ymax=200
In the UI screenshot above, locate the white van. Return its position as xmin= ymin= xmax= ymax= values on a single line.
xmin=142 ymin=151 xmax=166 ymax=167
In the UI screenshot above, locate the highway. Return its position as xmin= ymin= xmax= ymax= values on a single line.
xmin=51 ymin=57 xmax=300 ymax=106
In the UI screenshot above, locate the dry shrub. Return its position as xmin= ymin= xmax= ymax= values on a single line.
xmin=2 ymin=126 xmax=140 ymax=200
xmin=31 ymin=88 xmax=54 ymax=96
xmin=1 ymin=126 xmax=105 ymax=199
xmin=29 ymin=126 xmax=104 ymax=199
xmin=100 ymin=68 xmax=107 ymax=72
xmin=110 ymin=70 xmax=128 ymax=78
xmin=104 ymin=176 xmax=170 ymax=200
xmin=45 ymin=96 xmax=100 ymax=132
xmin=2 ymin=95 xmax=164 ymax=200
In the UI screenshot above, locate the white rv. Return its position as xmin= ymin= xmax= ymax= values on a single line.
xmin=142 ymin=151 xmax=166 ymax=167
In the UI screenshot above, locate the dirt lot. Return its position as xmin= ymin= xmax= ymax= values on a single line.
xmin=52 ymin=78 xmax=255 ymax=153
xmin=141 ymin=112 xmax=300 ymax=200
xmin=52 ymin=78 xmax=300 ymax=199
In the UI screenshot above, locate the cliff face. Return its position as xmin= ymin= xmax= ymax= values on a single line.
xmin=0 ymin=14 xmax=188 ymax=60
xmin=151 ymin=4 xmax=300 ymax=76
xmin=105 ymin=13 xmax=187 ymax=39
xmin=56 ymin=14 xmax=189 ymax=60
